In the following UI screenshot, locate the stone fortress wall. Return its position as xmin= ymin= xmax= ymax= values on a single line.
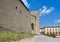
xmin=0 ymin=0 xmax=32 ymax=33
xmin=0 ymin=0 xmax=40 ymax=35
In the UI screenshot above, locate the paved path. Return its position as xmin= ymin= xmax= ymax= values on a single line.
xmin=33 ymin=35 xmax=60 ymax=42
xmin=12 ymin=35 xmax=60 ymax=42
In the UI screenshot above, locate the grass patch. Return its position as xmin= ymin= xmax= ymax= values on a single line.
xmin=0 ymin=31 xmax=35 ymax=42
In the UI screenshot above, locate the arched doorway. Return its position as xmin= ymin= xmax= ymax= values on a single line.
xmin=31 ymin=23 xmax=34 ymax=31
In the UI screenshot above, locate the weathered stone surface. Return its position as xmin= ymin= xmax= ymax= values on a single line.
xmin=0 ymin=0 xmax=40 ymax=34
xmin=0 ymin=0 xmax=32 ymax=33
xmin=31 ymin=11 xmax=40 ymax=35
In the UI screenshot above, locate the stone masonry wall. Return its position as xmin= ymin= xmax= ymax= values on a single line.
xmin=0 ymin=0 xmax=32 ymax=33
xmin=31 ymin=11 xmax=40 ymax=35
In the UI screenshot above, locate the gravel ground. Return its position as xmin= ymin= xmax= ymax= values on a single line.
xmin=11 ymin=35 xmax=60 ymax=42
xmin=34 ymin=35 xmax=60 ymax=42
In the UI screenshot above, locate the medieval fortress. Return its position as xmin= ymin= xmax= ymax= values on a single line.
xmin=0 ymin=0 xmax=40 ymax=35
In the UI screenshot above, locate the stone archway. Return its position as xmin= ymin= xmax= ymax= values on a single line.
xmin=31 ymin=23 xmax=34 ymax=31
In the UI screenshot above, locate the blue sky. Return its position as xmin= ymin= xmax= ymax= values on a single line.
xmin=22 ymin=0 xmax=60 ymax=27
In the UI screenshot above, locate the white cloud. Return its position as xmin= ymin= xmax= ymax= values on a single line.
xmin=39 ymin=6 xmax=54 ymax=16
xmin=44 ymin=24 xmax=59 ymax=27
xmin=53 ymin=24 xmax=59 ymax=26
xmin=22 ymin=0 xmax=30 ymax=8
xmin=54 ymin=19 xmax=60 ymax=23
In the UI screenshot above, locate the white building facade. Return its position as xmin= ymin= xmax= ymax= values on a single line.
xmin=41 ymin=26 xmax=60 ymax=37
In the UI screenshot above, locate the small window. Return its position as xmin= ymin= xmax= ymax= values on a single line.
xmin=35 ymin=16 xmax=36 ymax=21
xmin=20 ymin=10 xmax=22 ymax=13
xmin=16 ymin=6 xmax=17 ymax=9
